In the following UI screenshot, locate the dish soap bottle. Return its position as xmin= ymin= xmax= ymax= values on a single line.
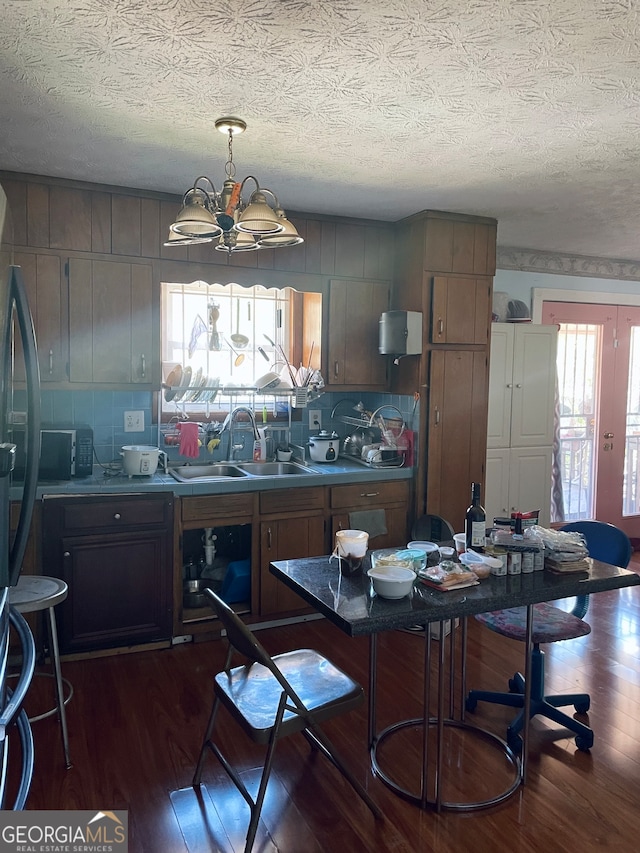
xmin=465 ymin=482 xmax=486 ymax=552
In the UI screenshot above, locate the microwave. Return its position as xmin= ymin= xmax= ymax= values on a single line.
xmin=12 ymin=425 xmax=94 ymax=480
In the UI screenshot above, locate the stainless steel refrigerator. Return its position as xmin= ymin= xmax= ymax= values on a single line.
xmin=0 ymin=181 xmax=42 ymax=807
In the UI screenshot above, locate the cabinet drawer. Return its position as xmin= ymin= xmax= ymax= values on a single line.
xmin=330 ymin=480 xmax=409 ymax=509
xmin=260 ymin=487 xmax=325 ymax=516
xmin=56 ymin=494 xmax=172 ymax=532
xmin=182 ymin=493 xmax=255 ymax=522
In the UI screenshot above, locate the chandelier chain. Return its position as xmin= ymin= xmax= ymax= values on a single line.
xmin=225 ymin=130 xmax=237 ymax=180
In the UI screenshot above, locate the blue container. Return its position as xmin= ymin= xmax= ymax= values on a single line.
xmin=219 ymin=558 xmax=251 ymax=604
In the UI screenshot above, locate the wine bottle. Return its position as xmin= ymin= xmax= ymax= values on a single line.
xmin=465 ymin=482 xmax=486 ymax=552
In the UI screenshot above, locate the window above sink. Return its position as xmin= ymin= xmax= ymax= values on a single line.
xmin=161 ymin=280 xmax=321 ymax=422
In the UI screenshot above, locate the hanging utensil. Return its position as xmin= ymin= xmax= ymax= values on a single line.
xmin=208 ymin=302 xmax=221 ymax=351
xmin=230 ymin=299 xmax=249 ymax=349
xmin=257 ymin=346 xmax=270 ymax=361
xmin=225 ymin=338 xmax=245 ymax=366
xmin=263 ymin=333 xmax=276 ymax=347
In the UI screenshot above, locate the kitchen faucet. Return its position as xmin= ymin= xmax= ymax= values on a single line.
xmin=224 ymin=406 xmax=259 ymax=460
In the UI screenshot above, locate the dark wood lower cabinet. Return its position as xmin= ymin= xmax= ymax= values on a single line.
xmin=259 ymin=516 xmax=325 ymax=616
xmin=37 ymin=479 xmax=411 ymax=651
xmin=42 ymin=493 xmax=173 ymax=654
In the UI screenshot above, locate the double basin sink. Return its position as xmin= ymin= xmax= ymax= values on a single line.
xmin=169 ymin=461 xmax=309 ymax=483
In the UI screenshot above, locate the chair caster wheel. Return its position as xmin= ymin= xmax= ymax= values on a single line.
xmin=575 ymin=732 xmax=593 ymax=751
xmin=575 ymin=699 xmax=590 ymax=714
xmin=465 ymin=696 xmax=477 ymax=713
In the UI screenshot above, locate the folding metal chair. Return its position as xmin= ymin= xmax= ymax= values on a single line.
xmin=192 ymin=589 xmax=381 ymax=852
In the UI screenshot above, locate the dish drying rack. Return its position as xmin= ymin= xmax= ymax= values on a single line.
xmin=161 ymin=382 xmax=321 ymax=409
xmin=350 ymin=451 xmax=406 ymax=470
xmin=333 ymin=403 xmax=407 ymax=469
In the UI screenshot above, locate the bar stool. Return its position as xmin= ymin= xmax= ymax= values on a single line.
xmin=9 ymin=575 xmax=72 ymax=768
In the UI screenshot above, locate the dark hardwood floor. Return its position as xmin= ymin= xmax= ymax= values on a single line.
xmin=11 ymin=556 xmax=640 ymax=853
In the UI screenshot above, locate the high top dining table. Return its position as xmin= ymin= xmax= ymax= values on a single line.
xmin=270 ymin=555 xmax=640 ymax=812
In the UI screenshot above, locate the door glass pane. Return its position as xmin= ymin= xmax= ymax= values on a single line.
xmin=556 ymin=322 xmax=599 ymax=519
xmin=623 ymin=325 xmax=640 ymax=516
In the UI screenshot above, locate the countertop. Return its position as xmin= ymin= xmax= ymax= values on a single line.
xmin=10 ymin=457 xmax=412 ymax=500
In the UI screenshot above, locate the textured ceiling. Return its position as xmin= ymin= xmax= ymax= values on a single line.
xmin=1 ymin=0 xmax=640 ymax=262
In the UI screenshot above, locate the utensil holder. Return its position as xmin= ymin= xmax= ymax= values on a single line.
xmin=291 ymin=387 xmax=309 ymax=408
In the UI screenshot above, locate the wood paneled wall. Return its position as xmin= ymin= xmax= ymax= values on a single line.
xmin=0 ymin=172 xmax=394 ymax=285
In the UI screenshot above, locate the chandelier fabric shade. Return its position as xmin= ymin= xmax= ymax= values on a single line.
xmin=166 ymin=117 xmax=303 ymax=254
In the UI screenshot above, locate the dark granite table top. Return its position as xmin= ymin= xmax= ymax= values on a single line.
xmin=270 ymin=555 xmax=640 ymax=637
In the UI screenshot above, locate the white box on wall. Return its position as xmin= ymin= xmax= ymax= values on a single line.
xmin=379 ymin=311 xmax=422 ymax=356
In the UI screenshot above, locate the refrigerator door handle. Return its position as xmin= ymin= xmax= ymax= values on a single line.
xmin=7 ymin=266 xmax=41 ymax=587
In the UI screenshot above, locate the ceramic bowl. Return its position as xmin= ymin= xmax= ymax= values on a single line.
xmin=254 ymin=371 xmax=281 ymax=390
xmin=367 ymin=565 xmax=415 ymax=599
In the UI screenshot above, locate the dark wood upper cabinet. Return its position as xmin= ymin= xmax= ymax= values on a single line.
xmin=68 ymin=257 xmax=154 ymax=385
xmin=13 ymin=251 xmax=66 ymax=382
xmin=430 ymin=275 xmax=492 ymax=345
xmin=327 ymin=279 xmax=389 ymax=389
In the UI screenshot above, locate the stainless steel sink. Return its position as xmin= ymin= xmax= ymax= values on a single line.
xmin=235 ymin=461 xmax=310 ymax=476
xmin=169 ymin=464 xmax=249 ymax=482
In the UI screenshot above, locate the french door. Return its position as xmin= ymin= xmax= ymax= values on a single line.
xmin=542 ymin=301 xmax=640 ymax=537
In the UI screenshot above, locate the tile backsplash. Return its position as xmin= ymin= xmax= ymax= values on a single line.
xmin=13 ymin=389 xmax=419 ymax=467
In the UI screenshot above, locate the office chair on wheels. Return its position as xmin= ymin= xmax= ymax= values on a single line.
xmin=192 ymin=589 xmax=381 ymax=853
xmin=466 ymin=520 xmax=632 ymax=753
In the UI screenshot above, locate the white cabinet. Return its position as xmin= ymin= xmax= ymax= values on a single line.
xmin=487 ymin=323 xmax=557 ymax=449
xmin=485 ymin=324 xmax=558 ymax=527
xmin=485 ymin=446 xmax=554 ymax=527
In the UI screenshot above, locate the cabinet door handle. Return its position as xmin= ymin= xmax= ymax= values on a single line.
xmin=506 ymin=383 xmax=513 ymax=388
xmin=437 ymin=318 xmax=444 ymax=335
xmin=267 ymin=526 xmax=272 ymax=549
xmin=48 ymin=349 xmax=53 ymax=375
xmin=434 ymin=406 xmax=440 ymax=425
xmin=141 ymin=354 xmax=146 ymax=379
xmin=63 ymin=551 xmax=70 ymax=558
xmin=515 ymin=383 xmax=522 ymax=388
xmin=114 ymin=513 xmax=121 ymax=520
xmin=334 ymin=361 xmax=339 ymax=379
xmin=360 ymin=492 xmax=380 ymax=498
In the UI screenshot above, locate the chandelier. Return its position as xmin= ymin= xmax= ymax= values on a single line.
xmin=164 ymin=117 xmax=303 ymax=254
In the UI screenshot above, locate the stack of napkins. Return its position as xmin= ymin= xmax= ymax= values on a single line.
xmin=418 ymin=565 xmax=479 ymax=591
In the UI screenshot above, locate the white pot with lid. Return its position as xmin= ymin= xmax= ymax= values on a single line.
xmin=307 ymin=430 xmax=340 ymax=463
xmin=121 ymin=445 xmax=168 ymax=477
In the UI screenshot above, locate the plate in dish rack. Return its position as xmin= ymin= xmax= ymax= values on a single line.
xmin=174 ymin=366 xmax=192 ymax=402
xmin=186 ymin=367 xmax=203 ymax=401
xmin=164 ymin=364 xmax=182 ymax=401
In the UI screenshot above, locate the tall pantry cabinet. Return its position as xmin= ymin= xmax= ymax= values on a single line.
xmin=485 ymin=323 xmax=558 ymax=527
xmin=391 ymin=211 xmax=497 ymax=532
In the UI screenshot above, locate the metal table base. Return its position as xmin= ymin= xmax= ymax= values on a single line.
xmin=368 ymin=613 xmax=531 ymax=811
